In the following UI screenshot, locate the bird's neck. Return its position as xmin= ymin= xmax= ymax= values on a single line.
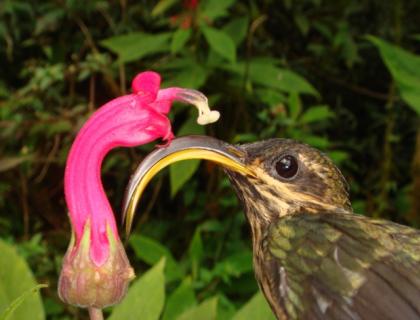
xmin=227 ymin=172 xmax=351 ymax=250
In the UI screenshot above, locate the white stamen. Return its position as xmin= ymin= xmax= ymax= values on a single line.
xmin=176 ymin=89 xmax=220 ymax=125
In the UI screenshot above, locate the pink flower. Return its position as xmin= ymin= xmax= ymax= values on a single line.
xmin=58 ymin=71 xmax=219 ymax=308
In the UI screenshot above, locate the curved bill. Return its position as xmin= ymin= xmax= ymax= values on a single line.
xmin=122 ymin=135 xmax=252 ymax=235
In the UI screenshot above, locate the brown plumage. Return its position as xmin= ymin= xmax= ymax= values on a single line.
xmin=226 ymin=139 xmax=420 ymax=319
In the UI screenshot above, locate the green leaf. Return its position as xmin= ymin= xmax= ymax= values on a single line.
xmin=101 ymin=32 xmax=171 ymax=63
xmin=170 ymin=118 xmax=205 ymax=197
xmin=233 ymin=133 xmax=258 ymax=143
xmin=188 ymin=228 xmax=203 ymax=279
xmin=151 ymin=0 xmax=178 ymax=16
xmin=202 ymin=27 xmax=236 ymax=63
xmin=42 ymin=298 xmax=63 ymax=316
xmin=294 ymin=13 xmax=310 ymax=36
xmin=327 ymin=150 xmax=349 ymax=164
xmin=255 ymin=88 xmax=287 ymax=107
xmin=300 ymin=105 xmax=333 ymax=123
xmin=34 ymin=8 xmax=65 ymax=36
xmin=217 ymin=295 xmax=237 ymax=320
xmin=224 ymin=59 xmax=318 ymax=96
xmin=368 ymin=36 xmax=420 ymax=114
xmin=272 ymin=69 xmax=318 ymax=95
xmin=129 ymin=235 xmax=183 ymax=282
xmin=0 ymin=240 xmax=45 ymax=320
xmin=34 ymin=9 xmax=65 ymax=36
xmin=47 ymin=119 xmax=72 ymax=136
xmin=232 ymin=292 xmax=275 ymax=320
xmin=109 ymin=258 xmax=166 ymax=320
xmin=171 ymin=29 xmax=192 ymax=53
xmin=301 ymin=135 xmax=330 ymax=149
xmin=288 ymin=92 xmax=302 ymax=120
xmin=223 ymin=17 xmax=249 ymax=46
xmin=213 ymin=251 xmax=253 ymax=280
xmin=176 ymin=296 xmax=218 ymax=320
xmin=162 ymin=61 xmax=209 ymax=89
xmin=201 ymin=0 xmax=236 ymax=19
xmin=0 ymin=284 xmax=47 ymax=320
xmin=162 ymin=278 xmax=196 ymax=320
xmin=169 ymin=65 xmax=208 ymax=89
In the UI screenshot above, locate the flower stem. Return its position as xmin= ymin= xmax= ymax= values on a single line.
xmin=88 ymin=308 xmax=104 ymax=320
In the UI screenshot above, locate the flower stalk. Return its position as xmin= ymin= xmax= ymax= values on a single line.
xmin=88 ymin=308 xmax=104 ymax=320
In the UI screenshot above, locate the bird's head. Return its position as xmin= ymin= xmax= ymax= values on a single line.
xmin=123 ymin=136 xmax=351 ymax=235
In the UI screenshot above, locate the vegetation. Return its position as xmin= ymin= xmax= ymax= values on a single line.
xmin=0 ymin=0 xmax=419 ymax=319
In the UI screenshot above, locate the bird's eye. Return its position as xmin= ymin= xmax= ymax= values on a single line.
xmin=275 ymin=155 xmax=298 ymax=179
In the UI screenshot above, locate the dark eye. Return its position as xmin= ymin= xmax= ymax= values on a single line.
xmin=275 ymin=155 xmax=298 ymax=179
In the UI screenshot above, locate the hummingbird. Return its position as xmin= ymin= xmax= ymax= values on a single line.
xmin=123 ymin=135 xmax=420 ymax=320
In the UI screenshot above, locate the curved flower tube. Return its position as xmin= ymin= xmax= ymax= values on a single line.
xmin=58 ymin=71 xmax=219 ymax=309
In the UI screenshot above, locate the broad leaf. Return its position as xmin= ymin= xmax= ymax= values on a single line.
xmin=223 ymin=17 xmax=249 ymax=46
xmin=101 ymin=32 xmax=171 ymax=63
xmin=47 ymin=119 xmax=72 ymax=136
xmin=202 ymin=27 xmax=236 ymax=63
xmin=224 ymin=60 xmax=318 ymax=96
xmin=163 ymin=62 xmax=208 ymax=89
xmin=300 ymin=105 xmax=333 ymax=123
xmin=300 ymin=134 xmax=330 ymax=149
xmin=188 ymin=228 xmax=203 ymax=280
xmin=201 ymin=0 xmax=236 ymax=19
xmin=170 ymin=118 xmax=205 ymax=197
xmin=368 ymin=36 xmax=420 ymax=114
xmin=0 ymin=284 xmax=47 ymax=320
xmin=255 ymin=88 xmax=287 ymax=107
xmin=294 ymin=13 xmax=310 ymax=36
xmin=108 ymin=258 xmax=166 ymax=320
xmin=288 ymin=92 xmax=302 ymax=120
xmin=162 ymin=278 xmax=196 ymax=320
xmin=232 ymin=291 xmax=275 ymax=320
xmin=176 ymin=296 xmax=218 ymax=320
xmin=0 ymin=240 xmax=45 ymax=320
xmin=216 ymin=294 xmax=237 ymax=320
xmin=213 ymin=251 xmax=253 ymax=281
xmin=327 ymin=150 xmax=349 ymax=164
xmin=171 ymin=29 xmax=192 ymax=53
xmin=151 ymin=0 xmax=178 ymax=16
xmin=129 ymin=235 xmax=183 ymax=282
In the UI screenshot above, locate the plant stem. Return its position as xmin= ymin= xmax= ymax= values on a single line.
xmin=375 ymin=0 xmax=403 ymax=218
xmin=408 ymin=127 xmax=420 ymax=226
xmin=19 ymin=169 xmax=29 ymax=240
xmin=376 ymin=82 xmax=396 ymax=217
xmin=88 ymin=308 xmax=104 ymax=320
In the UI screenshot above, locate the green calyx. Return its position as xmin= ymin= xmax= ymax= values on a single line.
xmin=58 ymin=219 xmax=135 ymax=309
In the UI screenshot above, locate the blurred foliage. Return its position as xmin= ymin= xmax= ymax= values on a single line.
xmin=0 ymin=0 xmax=419 ymax=319
xmin=0 ymin=240 xmax=45 ymax=320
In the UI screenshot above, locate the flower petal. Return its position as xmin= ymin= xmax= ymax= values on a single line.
xmin=132 ymin=71 xmax=161 ymax=103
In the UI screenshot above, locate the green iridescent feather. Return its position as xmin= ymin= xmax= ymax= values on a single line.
xmin=261 ymin=212 xmax=420 ymax=320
